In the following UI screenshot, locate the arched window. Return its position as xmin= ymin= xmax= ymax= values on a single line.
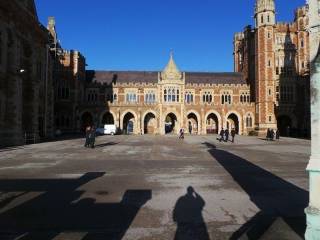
xmin=240 ymin=95 xmax=243 ymax=103
xmin=247 ymin=95 xmax=250 ymax=102
xmin=221 ymin=95 xmax=224 ymax=104
xmin=164 ymin=87 xmax=179 ymax=102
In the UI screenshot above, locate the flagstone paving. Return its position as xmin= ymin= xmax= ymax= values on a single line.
xmin=0 ymin=135 xmax=310 ymax=240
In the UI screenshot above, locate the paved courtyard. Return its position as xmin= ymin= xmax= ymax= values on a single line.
xmin=0 ymin=135 xmax=310 ymax=240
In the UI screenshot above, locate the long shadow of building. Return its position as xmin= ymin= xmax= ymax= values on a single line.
xmin=202 ymin=142 xmax=308 ymax=239
xmin=0 ymin=172 xmax=151 ymax=240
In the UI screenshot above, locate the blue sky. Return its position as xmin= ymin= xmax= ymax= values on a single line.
xmin=35 ymin=0 xmax=305 ymax=72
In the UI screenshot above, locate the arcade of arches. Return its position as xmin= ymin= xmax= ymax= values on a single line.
xmin=79 ymin=110 xmax=302 ymax=137
xmin=79 ymin=110 xmax=252 ymax=135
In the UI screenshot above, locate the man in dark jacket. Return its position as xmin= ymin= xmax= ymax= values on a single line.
xmin=231 ymin=128 xmax=236 ymax=143
xmin=225 ymin=128 xmax=229 ymax=142
xmin=89 ymin=126 xmax=96 ymax=148
xmin=276 ymin=129 xmax=280 ymax=140
xmin=219 ymin=128 xmax=224 ymax=142
xmin=188 ymin=122 xmax=192 ymax=135
xmin=84 ymin=126 xmax=91 ymax=147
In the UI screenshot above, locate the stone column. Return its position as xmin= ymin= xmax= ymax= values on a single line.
xmin=306 ymin=0 xmax=320 ymax=239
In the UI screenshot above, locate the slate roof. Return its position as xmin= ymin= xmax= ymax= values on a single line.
xmin=186 ymin=72 xmax=246 ymax=84
xmin=86 ymin=70 xmax=246 ymax=85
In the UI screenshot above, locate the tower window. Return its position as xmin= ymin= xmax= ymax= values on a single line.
xmin=267 ymin=15 xmax=270 ymax=22
xmin=301 ymin=40 xmax=304 ymax=48
xmin=261 ymin=15 xmax=264 ymax=24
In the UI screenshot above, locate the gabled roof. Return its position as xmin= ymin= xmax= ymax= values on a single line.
xmin=186 ymin=72 xmax=246 ymax=84
xmin=86 ymin=71 xmax=159 ymax=85
xmin=86 ymin=70 xmax=246 ymax=85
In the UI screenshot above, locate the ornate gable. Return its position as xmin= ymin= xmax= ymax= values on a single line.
xmin=160 ymin=52 xmax=184 ymax=82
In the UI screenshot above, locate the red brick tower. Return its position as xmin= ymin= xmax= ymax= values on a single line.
xmin=254 ymin=0 xmax=277 ymax=134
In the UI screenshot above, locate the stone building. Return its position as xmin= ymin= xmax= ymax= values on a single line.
xmin=82 ymin=53 xmax=255 ymax=135
xmin=234 ymin=0 xmax=310 ymax=137
xmin=78 ymin=0 xmax=310 ymax=137
xmin=0 ymin=0 xmax=54 ymax=147
xmin=47 ymin=17 xmax=86 ymax=134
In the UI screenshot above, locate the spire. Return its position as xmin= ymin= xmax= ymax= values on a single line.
xmin=161 ymin=51 xmax=182 ymax=80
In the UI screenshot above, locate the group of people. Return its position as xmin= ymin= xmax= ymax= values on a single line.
xmin=219 ymin=128 xmax=236 ymax=143
xmin=266 ymin=128 xmax=280 ymax=141
xmin=84 ymin=126 xmax=96 ymax=148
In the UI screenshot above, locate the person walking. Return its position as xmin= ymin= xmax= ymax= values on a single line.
xmin=89 ymin=126 xmax=96 ymax=148
xmin=188 ymin=122 xmax=192 ymax=135
xmin=219 ymin=128 xmax=225 ymax=142
xmin=225 ymin=128 xmax=229 ymax=142
xmin=84 ymin=126 xmax=91 ymax=147
xmin=266 ymin=128 xmax=270 ymax=141
xmin=271 ymin=129 xmax=275 ymax=141
xmin=179 ymin=128 xmax=184 ymax=139
xmin=231 ymin=128 xmax=236 ymax=143
xmin=276 ymin=129 xmax=280 ymax=140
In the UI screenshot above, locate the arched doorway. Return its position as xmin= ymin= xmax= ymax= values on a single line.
xmin=227 ymin=113 xmax=239 ymax=134
xmin=144 ymin=113 xmax=156 ymax=134
xmin=165 ymin=113 xmax=177 ymax=134
xmin=206 ymin=113 xmax=219 ymax=134
xmin=187 ymin=113 xmax=198 ymax=134
xmin=277 ymin=115 xmax=292 ymax=137
xmin=123 ymin=112 xmax=135 ymax=134
xmin=101 ymin=112 xmax=114 ymax=125
xmin=81 ymin=112 xmax=93 ymax=131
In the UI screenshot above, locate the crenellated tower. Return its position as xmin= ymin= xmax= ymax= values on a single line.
xmin=254 ymin=0 xmax=277 ymax=132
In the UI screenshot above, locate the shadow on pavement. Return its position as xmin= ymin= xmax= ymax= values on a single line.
xmin=202 ymin=142 xmax=308 ymax=239
xmin=173 ymin=186 xmax=210 ymax=240
xmin=0 ymin=172 xmax=152 ymax=240
xmin=94 ymin=142 xmax=119 ymax=148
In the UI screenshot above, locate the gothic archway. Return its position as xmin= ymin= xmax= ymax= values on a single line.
xmin=144 ymin=112 xmax=157 ymax=134
xmin=187 ymin=113 xmax=198 ymax=134
xmin=123 ymin=112 xmax=135 ymax=134
xmin=101 ymin=112 xmax=114 ymax=125
xmin=165 ymin=113 xmax=177 ymax=134
xmin=206 ymin=113 xmax=219 ymax=134
xmin=227 ymin=113 xmax=239 ymax=134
